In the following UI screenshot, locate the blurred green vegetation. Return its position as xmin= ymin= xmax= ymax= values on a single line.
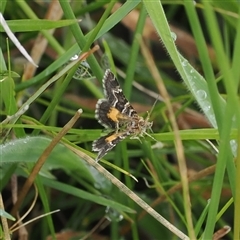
xmin=0 ymin=1 xmax=239 ymax=239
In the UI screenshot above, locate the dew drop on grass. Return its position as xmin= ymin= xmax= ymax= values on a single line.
xmin=181 ymin=59 xmax=188 ymax=67
xmin=170 ymin=31 xmax=177 ymax=41
xmin=105 ymin=206 xmax=123 ymax=222
xmin=196 ymin=90 xmax=207 ymax=100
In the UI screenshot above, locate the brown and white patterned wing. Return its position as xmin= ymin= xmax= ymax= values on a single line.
xmin=102 ymin=69 xmax=137 ymax=117
xmin=92 ymin=131 xmax=130 ymax=162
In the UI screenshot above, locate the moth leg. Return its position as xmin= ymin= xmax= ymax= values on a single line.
xmin=130 ymin=135 xmax=142 ymax=143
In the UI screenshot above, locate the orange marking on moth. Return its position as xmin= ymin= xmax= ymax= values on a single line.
xmin=105 ymin=133 xmax=119 ymax=143
xmin=107 ymin=107 xmax=121 ymax=122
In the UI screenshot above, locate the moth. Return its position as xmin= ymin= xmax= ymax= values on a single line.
xmin=92 ymin=69 xmax=155 ymax=162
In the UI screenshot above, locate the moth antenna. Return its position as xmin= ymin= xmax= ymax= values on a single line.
xmin=148 ymin=95 xmax=160 ymax=118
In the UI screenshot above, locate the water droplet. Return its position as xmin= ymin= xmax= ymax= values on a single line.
xmin=203 ymin=104 xmax=211 ymax=112
xmin=23 ymin=105 xmax=29 ymax=111
xmin=105 ymin=206 xmax=123 ymax=222
xmin=70 ymin=54 xmax=79 ymax=61
xmin=187 ymin=74 xmax=192 ymax=81
xmin=170 ymin=31 xmax=177 ymax=41
xmin=189 ymin=81 xmax=195 ymax=87
xmin=232 ymin=115 xmax=236 ymax=122
xmin=181 ymin=59 xmax=188 ymax=66
xmin=196 ymin=90 xmax=207 ymax=100
xmin=230 ymin=140 xmax=237 ymax=156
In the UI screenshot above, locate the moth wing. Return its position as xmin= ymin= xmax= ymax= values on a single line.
xmin=95 ymin=99 xmax=116 ymax=129
xmin=92 ymin=131 xmax=129 ymax=162
xmin=102 ymin=69 xmax=137 ymax=116
xmin=102 ymin=69 xmax=121 ymax=101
